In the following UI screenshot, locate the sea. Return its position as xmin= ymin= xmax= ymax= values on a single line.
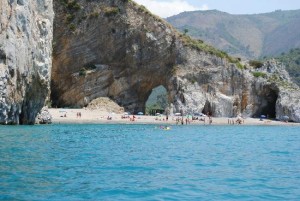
xmin=0 ymin=124 xmax=299 ymax=200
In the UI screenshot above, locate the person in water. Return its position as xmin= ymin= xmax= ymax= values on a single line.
xmin=160 ymin=126 xmax=171 ymax=130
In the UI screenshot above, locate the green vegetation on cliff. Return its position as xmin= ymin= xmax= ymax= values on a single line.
xmin=252 ymin=72 xmax=266 ymax=78
xmin=179 ymin=33 xmax=243 ymax=67
xmin=274 ymin=48 xmax=300 ymax=86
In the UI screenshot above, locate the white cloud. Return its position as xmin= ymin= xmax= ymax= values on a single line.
xmin=134 ymin=0 xmax=209 ymax=18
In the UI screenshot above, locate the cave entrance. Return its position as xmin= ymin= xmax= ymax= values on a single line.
xmin=254 ymin=86 xmax=278 ymax=118
xmin=202 ymin=100 xmax=213 ymax=116
xmin=145 ymin=85 xmax=168 ymax=116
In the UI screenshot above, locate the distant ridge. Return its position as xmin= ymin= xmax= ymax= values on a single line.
xmin=167 ymin=9 xmax=300 ymax=59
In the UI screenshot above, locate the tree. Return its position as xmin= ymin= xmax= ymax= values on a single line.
xmin=183 ymin=28 xmax=189 ymax=35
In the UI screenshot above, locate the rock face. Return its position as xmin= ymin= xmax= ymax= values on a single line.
xmin=0 ymin=0 xmax=53 ymax=124
xmin=36 ymin=107 xmax=52 ymax=124
xmin=52 ymin=0 xmax=300 ymax=122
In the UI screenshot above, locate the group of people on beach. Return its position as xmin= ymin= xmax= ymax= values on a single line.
xmin=76 ymin=112 xmax=82 ymax=118
xmin=228 ymin=117 xmax=244 ymax=124
xmin=173 ymin=116 xmax=213 ymax=125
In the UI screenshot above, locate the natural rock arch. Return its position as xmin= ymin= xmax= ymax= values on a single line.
xmin=51 ymin=0 xmax=300 ymax=122
xmin=0 ymin=0 xmax=300 ymax=125
xmin=51 ymin=0 xmax=179 ymax=113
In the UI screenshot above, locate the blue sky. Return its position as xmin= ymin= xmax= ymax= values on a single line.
xmin=134 ymin=0 xmax=300 ymax=18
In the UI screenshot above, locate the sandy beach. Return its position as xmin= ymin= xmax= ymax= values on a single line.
xmin=48 ymin=108 xmax=297 ymax=126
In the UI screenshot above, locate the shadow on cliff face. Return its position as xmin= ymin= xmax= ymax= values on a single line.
xmin=253 ymin=85 xmax=279 ymax=119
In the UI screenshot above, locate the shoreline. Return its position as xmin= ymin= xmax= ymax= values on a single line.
xmin=48 ymin=108 xmax=299 ymax=126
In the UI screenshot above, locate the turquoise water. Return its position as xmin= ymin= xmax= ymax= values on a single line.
xmin=0 ymin=124 xmax=300 ymax=200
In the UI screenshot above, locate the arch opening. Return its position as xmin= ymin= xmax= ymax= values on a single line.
xmin=145 ymin=85 xmax=168 ymax=116
xmin=253 ymin=86 xmax=278 ymax=119
xmin=202 ymin=100 xmax=213 ymax=116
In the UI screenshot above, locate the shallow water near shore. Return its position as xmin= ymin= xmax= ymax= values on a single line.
xmin=0 ymin=124 xmax=300 ymax=200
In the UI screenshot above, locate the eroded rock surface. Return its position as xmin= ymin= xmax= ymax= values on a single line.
xmin=0 ymin=0 xmax=53 ymax=124
xmin=36 ymin=107 xmax=52 ymax=124
xmin=52 ymin=0 xmax=300 ymax=122
xmin=87 ymin=97 xmax=124 ymax=114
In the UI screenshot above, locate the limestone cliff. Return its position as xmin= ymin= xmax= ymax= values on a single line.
xmin=52 ymin=0 xmax=300 ymax=122
xmin=0 ymin=0 xmax=53 ymax=124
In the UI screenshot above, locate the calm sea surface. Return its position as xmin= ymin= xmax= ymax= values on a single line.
xmin=0 ymin=124 xmax=299 ymax=200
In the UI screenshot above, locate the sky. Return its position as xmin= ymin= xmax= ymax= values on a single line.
xmin=134 ymin=0 xmax=300 ymax=18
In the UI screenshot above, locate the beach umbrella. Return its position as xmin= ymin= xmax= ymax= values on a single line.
xmin=282 ymin=116 xmax=289 ymax=121
xmin=137 ymin=112 xmax=143 ymax=115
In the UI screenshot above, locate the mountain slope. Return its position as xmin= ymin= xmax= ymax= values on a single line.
xmin=167 ymin=9 xmax=300 ymax=59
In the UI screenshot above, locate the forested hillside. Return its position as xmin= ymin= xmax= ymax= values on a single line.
xmin=274 ymin=48 xmax=300 ymax=86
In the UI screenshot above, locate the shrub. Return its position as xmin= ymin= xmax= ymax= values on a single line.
xmin=78 ymin=63 xmax=97 ymax=76
xmin=249 ymin=60 xmax=264 ymax=68
xmin=66 ymin=13 xmax=75 ymax=23
xmin=252 ymin=72 xmax=266 ymax=78
xmin=84 ymin=63 xmax=97 ymax=70
xmin=79 ymin=68 xmax=86 ymax=76
xmin=104 ymin=7 xmax=120 ymax=17
xmin=190 ymin=78 xmax=196 ymax=84
xmin=138 ymin=5 xmax=150 ymax=14
xmin=45 ymin=100 xmax=52 ymax=108
xmin=69 ymin=24 xmax=76 ymax=31
xmin=183 ymin=29 xmax=189 ymax=35
xmin=60 ymin=0 xmax=68 ymax=6
xmin=236 ymin=62 xmax=244 ymax=70
xmin=171 ymin=66 xmax=180 ymax=75
xmin=67 ymin=1 xmax=81 ymax=11
xmin=89 ymin=11 xmax=99 ymax=18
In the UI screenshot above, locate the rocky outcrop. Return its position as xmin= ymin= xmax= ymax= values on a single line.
xmin=52 ymin=0 xmax=178 ymax=110
xmin=52 ymin=0 xmax=300 ymax=122
xmin=276 ymin=91 xmax=300 ymax=122
xmin=0 ymin=0 xmax=53 ymax=124
xmin=87 ymin=97 xmax=124 ymax=114
xmin=36 ymin=107 xmax=52 ymax=124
